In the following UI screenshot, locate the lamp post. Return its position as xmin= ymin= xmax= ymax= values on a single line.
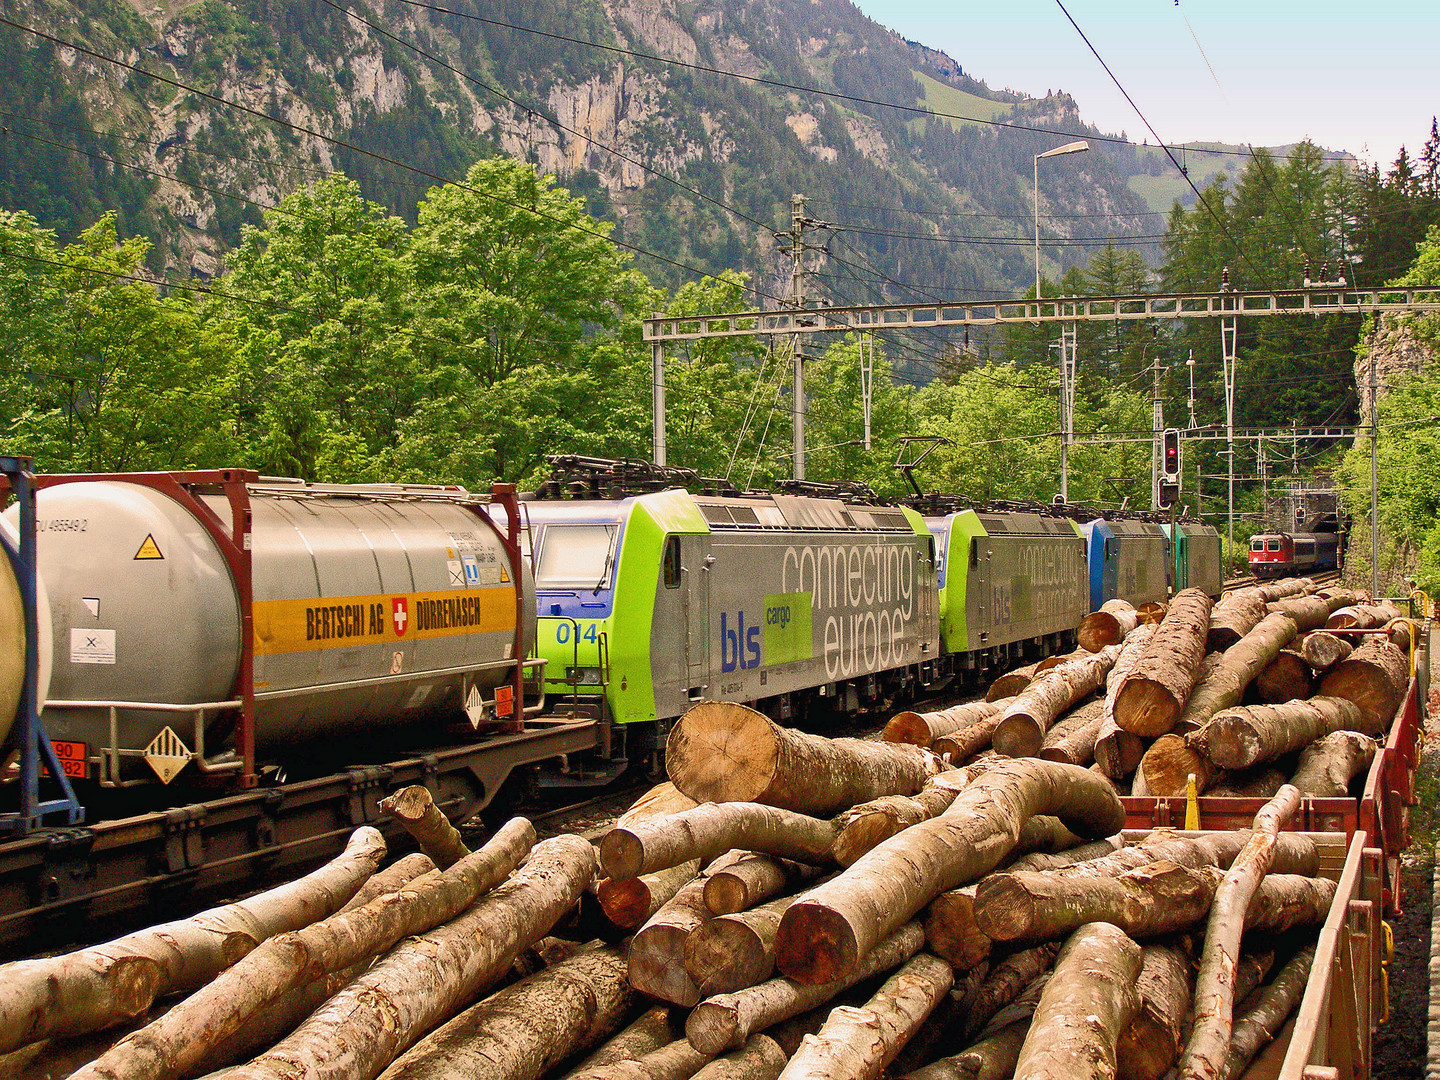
xmin=1034 ymin=140 xmax=1090 ymax=299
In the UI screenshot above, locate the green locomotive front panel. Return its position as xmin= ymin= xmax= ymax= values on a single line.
xmin=928 ymin=510 xmax=1089 ymax=655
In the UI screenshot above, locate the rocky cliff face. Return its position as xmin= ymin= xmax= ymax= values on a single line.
xmin=1356 ymin=314 xmax=1437 ymax=418
xmin=5 ymin=0 xmax=1156 ymax=295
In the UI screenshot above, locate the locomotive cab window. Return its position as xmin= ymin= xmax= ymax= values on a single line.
xmin=662 ymin=536 xmax=682 ymax=589
xmin=1267 ymin=539 xmax=1281 ymax=552
xmin=1251 ymin=539 xmax=1266 ymax=552
xmin=534 ymin=524 xmax=619 ymax=589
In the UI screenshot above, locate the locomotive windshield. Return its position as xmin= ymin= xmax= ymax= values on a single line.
xmin=534 ymin=524 xmax=619 ymax=589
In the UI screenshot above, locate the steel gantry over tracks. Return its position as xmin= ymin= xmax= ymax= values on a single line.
xmin=643 ymin=283 xmax=1440 ymax=595
xmin=642 ymin=286 xmax=1440 ymax=342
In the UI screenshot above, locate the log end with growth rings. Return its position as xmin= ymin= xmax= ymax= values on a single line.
xmin=665 ymin=702 xmax=781 ymax=804
xmin=883 ymin=712 xmax=930 ymax=745
xmin=774 ymin=899 xmax=860 ymax=986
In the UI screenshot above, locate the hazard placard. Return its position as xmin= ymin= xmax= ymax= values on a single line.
xmin=143 ymin=726 xmax=191 ymax=784
xmin=134 ymin=534 xmax=164 ymax=560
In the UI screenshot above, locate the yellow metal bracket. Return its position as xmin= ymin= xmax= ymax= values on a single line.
xmin=1185 ymin=772 xmax=1200 ymax=831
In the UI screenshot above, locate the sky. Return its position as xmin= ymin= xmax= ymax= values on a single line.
xmin=848 ymin=0 xmax=1439 ymax=168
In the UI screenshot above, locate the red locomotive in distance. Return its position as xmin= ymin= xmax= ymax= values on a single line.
xmin=1248 ymin=530 xmax=1341 ymax=578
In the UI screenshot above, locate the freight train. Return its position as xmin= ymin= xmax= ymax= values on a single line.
xmin=0 ymin=460 xmax=1221 ymax=799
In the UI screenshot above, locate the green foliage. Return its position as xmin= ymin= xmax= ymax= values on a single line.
xmin=1339 ymin=224 xmax=1440 ymax=593
xmin=0 ymin=211 xmax=234 ymax=470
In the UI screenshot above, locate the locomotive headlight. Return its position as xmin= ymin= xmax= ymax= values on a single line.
xmin=564 ymin=666 xmax=605 ymax=686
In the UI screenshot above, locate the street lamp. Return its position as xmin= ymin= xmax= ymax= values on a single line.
xmin=1034 ymin=140 xmax=1090 ymax=299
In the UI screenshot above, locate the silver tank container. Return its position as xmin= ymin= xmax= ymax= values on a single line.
xmin=15 ymin=480 xmax=534 ymax=774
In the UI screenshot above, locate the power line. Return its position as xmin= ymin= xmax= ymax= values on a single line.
xmin=386 ymin=0 xmax=1357 ymax=165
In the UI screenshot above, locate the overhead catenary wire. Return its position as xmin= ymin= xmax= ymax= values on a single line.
xmin=383 ymin=0 xmax=1356 ymax=165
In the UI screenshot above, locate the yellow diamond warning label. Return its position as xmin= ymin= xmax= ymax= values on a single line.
xmin=134 ymin=534 xmax=164 ymax=560
xmin=253 ymin=588 xmax=516 ymax=656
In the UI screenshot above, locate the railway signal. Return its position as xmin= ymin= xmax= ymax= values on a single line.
xmin=1162 ymin=428 xmax=1181 ymax=482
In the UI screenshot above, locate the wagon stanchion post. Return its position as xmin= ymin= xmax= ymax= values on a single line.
xmin=0 ymin=456 xmax=86 ymax=834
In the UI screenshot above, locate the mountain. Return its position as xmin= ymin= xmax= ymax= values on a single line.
xmin=0 ymin=0 xmax=1302 ymax=306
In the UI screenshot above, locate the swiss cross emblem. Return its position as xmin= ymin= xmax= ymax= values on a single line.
xmin=391 ymin=598 xmax=409 ymax=636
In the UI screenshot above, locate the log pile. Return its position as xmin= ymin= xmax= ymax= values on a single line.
xmin=879 ymin=577 xmax=1402 ymax=804
xmin=583 ymin=724 xmax=1341 ymax=1080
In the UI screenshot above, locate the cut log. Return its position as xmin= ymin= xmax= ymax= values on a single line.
xmin=900 ymin=1020 xmax=1029 ymax=1080
xmin=629 ymin=852 xmax=745 ymax=1007
xmin=774 ymin=954 xmax=953 ymax=1080
xmin=1290 ymin=731 xmax=1377 ymax=797
xmin=1325 ymin=601 xmax=1405 ymax=630
xmin=598 ymin=862 xmax=699 ymax=929
xmin=1079 ymin=600 xmax=1139 ymax=652
xmin=562 ymin=1007 xmax=681 ymax=1077
xmin=77 ymin=819 xmax=535 ymax=1080
xmin=1297 ymin=631 xmax=1353 ymax=672
xmin=600 ymin=804 xmax=839 ymax=880
xmin=1254 ymin=651 xmax=1314 ymax=704
xmin=1264 ymin=595 xmax=1334 ymax=633
xmin=994 ymin=647 xmax=1121 ymax=757
xmin=989 ymin=662 xmax=1043 ymax=702
xmin=684 ymin=893 xmax=798 ymax=997
xmin=1089 ymin=828 xmax=1316 ymax=877
xmin=1095 ymin=624 xmax=1158 ymax=777
xmin=1206 ymin=768 xmax=1289 ymax=799
xmin=957 ymin=944 xmax=1059 ymax=1042
xmin=1116 ymin=941 xmax=1194 ymax=1080
xmin=1189 ymin=696 xmax=1366 ymax=770
xmin=690 ymin=1035 xmax=787 ymax=1080
xmin=686 ymin=922 xmax=924 ymax=1055
xmin=1136 ymin=601 xmax=1168 ymax=625
xmin=341 ymin=852 xmax=436 ymax=912
xmin=1175 ymin=612 xmax=1298 ymax=731
xmin=1177 ymin=786 xmax=1301 ymax=1080
xmin=566 ymin=1036 xmax=710 ymax=1080
xmin=1113 ymin=588 xmax=1214 ymax=737
xmin=379 ymin=786 xmax=470 ymax=868
xmin=223 ymin=834 xmax=597 ymax=1080
xmin=1036 ymin=649 xmax=1087 ymax=673
xmin=1138 ymin=733 xmax=1218 ymax=798
xmin=1317 ymin=637 xmax=1409 ymax=732
xmin=831 ymin=769 xmax=980 ymax=867
xmin=1207 ymin=591 xmax=1266 ymax=652
xmin=1255 ymin=578 xmax=1311 ymax=602
xmin=925 ymin=841 xmax=1118 ymax=970
xmin=620 ymin=782 xmax=701 ymax=824
xmin=375 ymin=945 xmax=631 ymax=1080
xmin=666 ymin=702 xmax=940 ymax=816
xmin=1009 ymin=836 xmax=1125 ymax=872
xmin=1012 ymin=921 xmax=1142 ymax=1079
xmin=1037 ymin=700 xmax=1105 ymax=765
xmin=0 ymin=826 xmax=386 ymax=1055
xmin=1221 ymin=946 xmax=1315 ymax=1080
xmin=975 ymin=860 xmax=1229 ymax=943
xmin=884 ymin=700 xmax=1007 ymax=748
xmin=704 ymin=856 xmax=824 ymax=917
xmin=773 ymin=760 xmax=1124 ymax=985
xmin=932 ymin=714 xmax=1005 ymax=764
xmin=1384 ymin=617 xmax=1415 ymax=652
xmin=1242 ymin=875 xmax=1336 ymax=932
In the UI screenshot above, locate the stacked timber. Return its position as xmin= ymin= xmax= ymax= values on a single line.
xmin=877 ymin=577 xmax=1409 ymax=802
xmin=6 ymin=674 xmax=1369 ymax=1080
xmin=586 ymin=711 xmax=1341 ymax=1080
